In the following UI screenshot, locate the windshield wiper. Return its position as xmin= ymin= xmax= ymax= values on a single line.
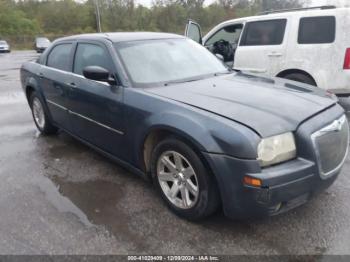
xmin=164 ymin=71 xmax=233 ymax=86
xmin=164 ymin=78 xmax=202 ymax=86
xmin=214 ymin=70 xmax=233 ymax=76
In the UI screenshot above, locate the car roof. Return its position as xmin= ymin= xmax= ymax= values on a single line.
xmin=57 ymin=32 xmax=185 ymax=43
xmin=214 ymin=6 xmax=350 ymax=26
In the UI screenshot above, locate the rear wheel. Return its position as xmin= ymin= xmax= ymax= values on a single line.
xmin=151 ymin=137 xmax=220 ymax=220
xmin=283 ymin=73 xmax=316 ymax=86
xmin=29 ymin=92 xmax=58 ymax=135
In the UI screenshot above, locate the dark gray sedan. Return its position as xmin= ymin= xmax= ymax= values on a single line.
xmin=20 ymin=32 xmax=349 ymax=220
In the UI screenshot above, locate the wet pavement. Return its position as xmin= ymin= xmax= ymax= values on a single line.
xmin=1 ymin=51 xmax=350 ymax=255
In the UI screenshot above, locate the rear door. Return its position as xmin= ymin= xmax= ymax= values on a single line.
xmin=39 ymin=42 xmax=74 ymax=130
xmin=67 ymin=41 xmax=125 ymax=158
xmin=234 ymin=18 xmax=288 ymax=76
xmin=295 ymin=15 xmax=337 ymax=90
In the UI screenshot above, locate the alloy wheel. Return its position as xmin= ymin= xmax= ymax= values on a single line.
xmin=157 ymin=150 xmax=199 ymax=209
xmin=32 ymin=97 xmax=45 ymax=129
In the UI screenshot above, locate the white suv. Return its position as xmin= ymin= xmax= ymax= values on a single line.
xmin=185 ymin=5 xmax=350 ymax=96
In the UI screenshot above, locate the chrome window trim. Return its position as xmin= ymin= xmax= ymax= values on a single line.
xmin=311 ymin=114 xmax=349 ymax=179
xmin=45 ymin=99 xmax=124 ymax=135
xmin=68 ymin=71 xmax=110 ymax=86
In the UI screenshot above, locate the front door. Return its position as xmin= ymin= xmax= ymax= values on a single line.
xmin=67 ymin=41 xmax=125 ymax=158
xmin=234 ymin=19 xmax=288 ymax=77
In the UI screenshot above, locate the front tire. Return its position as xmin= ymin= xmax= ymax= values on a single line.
xmin=29 ymin=92 xmax=58 ymax=135
xmin=151 ymin=137 xmax=220 ymax=220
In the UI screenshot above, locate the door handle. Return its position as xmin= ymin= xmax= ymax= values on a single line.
xmin=38 ymin=72 xmax=44 ymax=78
xmin=268 ymin=52 xmax=282 ymax=57
xmin=67 ymin=82 xmax=77 ymax=88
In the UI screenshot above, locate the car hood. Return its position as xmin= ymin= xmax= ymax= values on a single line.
xmin=145 ymin=73 xmax=336 ymax=137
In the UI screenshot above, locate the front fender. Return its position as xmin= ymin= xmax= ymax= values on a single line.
xmin=128 ymin=88 xmax=261 ymax=161
xmin=144 ymin=110 xmax=260 ymax=158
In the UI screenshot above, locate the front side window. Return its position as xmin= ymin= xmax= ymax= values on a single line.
xmin=47 ymin=43 xmax=72 ymax=71
xmin=240 ymin=19 xmax=287 ymax=46
xmin=298 ymin=16 xmax=336 ymax=44
xmin=205 ymin=24 xmax=243 ymax=46
xmin=115 ymin=38 xmax=228 ymax=86
xmin=73 ymin=43 xmax=112 ymax=75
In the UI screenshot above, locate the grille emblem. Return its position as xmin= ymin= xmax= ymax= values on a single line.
xmin=319 ymin=118 xmax=344 ymax=134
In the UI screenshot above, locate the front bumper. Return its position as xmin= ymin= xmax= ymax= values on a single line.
xmin=36 ymin=47 xmax=46 ymax=53
xmin=203 ymin=104 xmax=347 ymax=219
xmin=204 ymin=153 xmax=338 ymax=219
xmin=0 ymin=47 xmax=10 ymax=52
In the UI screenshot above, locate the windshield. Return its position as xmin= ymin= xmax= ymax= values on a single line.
xmin=0 ymin=41 xmax=7 ymax=45
xmin=115 ymin=38 xmax=228 ymax=87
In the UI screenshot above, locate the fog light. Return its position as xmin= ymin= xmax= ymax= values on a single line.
xmin=243 ymin=176 xmax=262 ymax=187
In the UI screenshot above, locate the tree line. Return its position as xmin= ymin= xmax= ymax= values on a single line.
xmin=0 ymin=0 xmax=306 ymax=48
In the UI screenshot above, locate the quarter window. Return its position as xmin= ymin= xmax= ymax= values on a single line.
xmin=73 ymin=43 xmax=112 ymax=75
xmin=47 ymin=43 xmax=72 ymax=71
xmin=240 ymin=19 xmax=287 ymax=46
xmin=298 ymin=16 xmax=336 ymax=44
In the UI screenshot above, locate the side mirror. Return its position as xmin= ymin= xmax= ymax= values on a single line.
xmin=83 ymin=66 xmax=117 ymax=85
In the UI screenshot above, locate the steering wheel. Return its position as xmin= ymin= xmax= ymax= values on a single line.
xmin=212 ymin=39 xmax=235 ymax=62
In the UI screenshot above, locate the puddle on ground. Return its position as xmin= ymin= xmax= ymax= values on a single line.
xmin=52 ymin=176 xmax=126 ymax=225
xmin=36 ymin=175 xmax=94 ymax=228
xmin=44 ymin=175 xmax=148 ymax=250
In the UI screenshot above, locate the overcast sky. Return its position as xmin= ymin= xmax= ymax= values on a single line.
xmin=134 ymin=0 xmax=348 ymax=8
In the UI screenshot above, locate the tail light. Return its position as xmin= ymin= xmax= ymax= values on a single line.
xmin=344 ymin=48 xmax=350 ymax=70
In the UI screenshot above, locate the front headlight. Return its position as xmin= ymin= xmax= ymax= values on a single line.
xmin=257 ymin=132 xmax=296 ymax=167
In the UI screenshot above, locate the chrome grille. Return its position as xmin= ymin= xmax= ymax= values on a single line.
xmin=311 ymin=115 xmax=349 ymax=178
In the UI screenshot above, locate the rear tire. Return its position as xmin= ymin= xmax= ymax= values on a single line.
xmin=151 ymin=137 xmax=220 ymax=220
xmin=29 ymin=92 xmax=58 ymax=135
xmin=283 ymin=73 xmax=316 ymax=86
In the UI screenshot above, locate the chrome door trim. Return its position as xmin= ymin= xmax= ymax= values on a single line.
xmin=45 ymin=99 xmax=124 ymax=135
xmin=69 ymin=111 xmax=124 ymax=135
xmin=47 ymin=99 xmax=68 ymax=111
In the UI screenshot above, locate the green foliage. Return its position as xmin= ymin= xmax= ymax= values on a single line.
xmin=0 ymin=0 xmax=305 ymax=48
xmin=0 ymin=2 xmax=39 ymax=36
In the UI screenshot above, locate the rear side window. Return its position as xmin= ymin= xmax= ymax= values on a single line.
xmin=47 ymin=43 xmax=72 ymax=71
xmin=73 ymin=43 xmax=112 ymax=75
xmin=240 ymin=19 xmax=287 ymax=46
xmin=298 ymin=16 xmax=336 ymax=44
